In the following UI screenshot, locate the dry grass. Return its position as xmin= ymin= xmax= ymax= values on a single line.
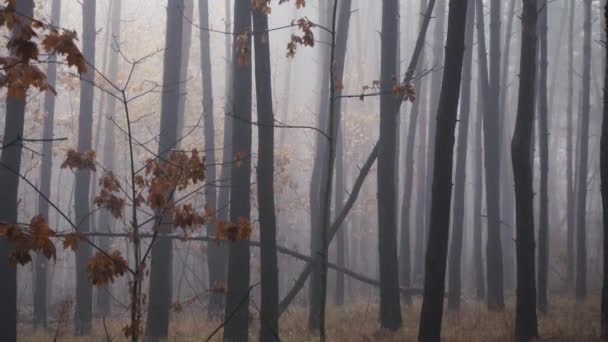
xmin=18 ymin=295 xmax=603 ymax=341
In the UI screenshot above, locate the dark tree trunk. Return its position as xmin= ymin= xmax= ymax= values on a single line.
xmin=223 ymin=0 xmax=252 ymax=340
xmin=0 ymin=1 xmax=33 ymax=339
xmin=74 ymin=0 xmax=96 ymax=334
xmin=95 ymin=0 xmax=121 ymax=317
xmin=34 ymin=0 xmax=61 ymax=329
xmin=252 ymin=7 xmax=279 ymax=341
xmin=144 ymin=0 xmax=184 ymax=339
xmin=536 ymin=0 xmax=549 ymax=314
xmin=418 ymin=0 xmax=468 ymax=339
xmin=447 ymin=0 xmax=474 ymax=311
xmin=473 ymin=79 xmax=486 ymax=300
xmin=566 ymin=0 xmax=576 ymax=289
xmin=378 ymin=0 xmax=403 ymax=330
xmin=176 ymin=0 xmax=194 ymax=139
xmin=600 ymin=2 xmax=608 ymax=337
xmin=576 ymin=0 xmax=592 ymax=301
xmin=512 ymin=0 xmax=539 ymax=339
xmin=198 ymin=0 xmax=226 ymax=320
xmin=475 ymin=0 xmax=504 ymax=310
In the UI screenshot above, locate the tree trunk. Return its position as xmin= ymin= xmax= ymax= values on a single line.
xmin=536 ymin=0 xmax=549 ymax=314
xmin=377 ymin=0 xmax=403 ymax=330
xmin=74 ymin=0 xmax=96 ymax=334
xmin=418 ymin=0 xmax=468 ymax=339
xmin=176 ymin=0 xmax=194 ymax=140
xmin=566 ymin=0 xmax=576 ymax=289
xmin=0 ymin=1 xmax=33 ymax=340
xmin=223 ymin=0 xmax=252 ymax=340
xmin=512 ymin=0 xmax=539 ymax=339
xmin=252 ymin=6 xmax=279 ymax=341
xmin=33 ymin=0 xmax=61 ymax=329
xmin=576 ymin=0 xmax=592 ymax=301
xmin=447 ymin=0 xmax=474 ymax=311
xmin=144 ymin=0 xmax=184 ymax=339
xmin=473 ymin=78 xmax=486 ymax=300
xmin=600 ymin=2 xmax=608 ymax=337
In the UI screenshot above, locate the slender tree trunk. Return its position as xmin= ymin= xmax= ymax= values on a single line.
xmin=536 ymin=0 xmax=549 ymax=314
xmin=176 ymin=0 xmax=194 ymax=139
xmin=33 ymin=0 xmax=61 ymax=329
xmin=0 ymin=1 xmax=33 ymax=340
xmin=447 ymin=0 xmax=474 ymax=311
xmin=473 ymin=80 xmax=486 ymax=300
xmin=144 ymin=0 xmax=184 ymax=339
xmin=512 ymin=0 xmax=539 ymax=339
xmin=566 ymin=0 xmax=576 ymax=290
xmin=418 ymin=0 xmax=469 ymax=339
xmin=252 ymin=6 xmax=279 ymax=341
xmin=377 ymin=0 xmax=403 ymax=330
xmin=223 ymin=0 xmax=252 ymax=340
xmin=74 ymin=0 xmax=96 ymax=334
xmin=335 ymin=125 xmax=346 ymax=306
xmin=600 ymin=3 xmax=608 ymax=337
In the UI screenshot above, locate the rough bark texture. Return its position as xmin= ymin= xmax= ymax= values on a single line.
xmin=601 ymin=2 xmax=608 ymax=337
xmin=378 ymin=0 xmax=403 ymax=330
xmin=576 ymin=0 xmax=592 ymax=301
xmin=74 ymin=0 xmax=96 ymax=334
xmin=33 ymin=0 xmax=61 ymax=328
xmin=536 ymin=0 xmax=549 ymax=314
xmin=418 ymin=0 xmax=468 ymax=339
xmin=447 ymin=0 xmax=474 ymax=311
xmin=512 ymin=0 xmax=539 ymax=339
xmin=223 ymin=0 xmax=252 ymax=340
xmin=0 ymin=1 xmax=33 ymax=339
xmin=144 ymin=0 xmax=183 ymax=338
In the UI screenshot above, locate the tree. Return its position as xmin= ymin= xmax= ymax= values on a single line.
xmin=447 ymin=0 xmax=474 ymax=311
xmin=473 ymin=77 xmax=486 ymax=300
xmin=536 ymin=0 xmax=549 ymax=314
xmin=601 ymin=2 xmax=608 ymax=337
xmin=74 ymin=0 xmax=96 ymax=334
xmin=0 ymin=1 xmax=34 ymax=339
xmin=252 ymin=4 xmax=279 ymax=340
xmin=576 ymin=0 xmax=592 ymax=301
xmin=377 ymin=0 xmax=403 ymax=330
xmin=566 ymin=0 xmax=576 ymax=290
xmin=418 ymin=0 xmax=468 ymax=339
xmin=34 ymin=0 xmax=62 ymax=328
xmin=144 ymin=0 xmax=184 ymax=338
xmin=512 ymin=0 xmax=539 ymax=339
xmin=223 ymin=0 xmax=252 ymax=339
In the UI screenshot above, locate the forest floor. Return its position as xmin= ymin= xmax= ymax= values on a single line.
xmin=19 ymin=294 xmax=602 ymax=341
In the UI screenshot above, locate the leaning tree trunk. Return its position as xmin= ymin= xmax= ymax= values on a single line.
xmin=74 ymin=0 xmax=96 ymax=334
xmin=0 ymin=1 xmax=34 ymax=340
xmin=144 ymin=0 xmax=184 ymax=339
xmin=576 ymin=0 xmax=592 ymax=301
xmin=447 ymin=0 xmax=474 ymax=311
xmin=600 ymin=2 xmax=608 ymax=337
xmin=536 ymin=0 xmax=549 ymax=314
xmin=252 ymin=6 xmax=279 ymax=341
xmin=512 ymin=0 xmax=539 ymax=339
xmin=377 ymin=0 xmax=403 ymax=330
xmin=418 ymin=0 xmax=469 ymax=340
xmin=34 ymin=0 xmax=61 ymax=329
xmin=223 ymin=0 xmax=252 ymax=340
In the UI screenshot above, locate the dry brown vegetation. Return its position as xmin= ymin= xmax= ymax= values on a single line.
xmin=18 ymin=295 xmax=603 ymax=341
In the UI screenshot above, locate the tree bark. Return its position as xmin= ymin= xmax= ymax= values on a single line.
xmin=566 ymin=0 xmax=576 ymax=289
xmin=600 ymin=2 xmax=608 ymax=337
xmin=512 ymin=0 xmax=539 ymax=339
xmin=418 ymin=0 xmax=468 ymax=339
xmin=473 ymin=77 xmax=486 ymax=300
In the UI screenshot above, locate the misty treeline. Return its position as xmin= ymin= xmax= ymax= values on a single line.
xmin=0 ymin=0 xmax=607 ymax=341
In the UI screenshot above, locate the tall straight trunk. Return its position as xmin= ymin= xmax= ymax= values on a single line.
xmin=418 ymin=0 xmax=468 ymax=339
xmin=512 ymin=0 xmax=539 ymax=339
xmin=476 ymin=0 xmax=504 ymax=310
xmin=576 ymin=0 xmax=592 ymax=300
xmin=413 ymin=72 xmax=428 ymax=286
xmin=96 ymin=0 xmax=121 ymax=317
xmin=378 ymin=0 xmax=403 ymax=330
xmin=198 ymin=0 xmax=226 ymax=320
xmin=74 ymin=0 xmax=96 ymax=334
xmin=600 ymin=3 xmax=608 ymax=337
xmin=473 ymin=80 xmax=486 ymax=299
xmin=401 ymin=0 xmax=427 ymax=297
xmin=566 ymin=0 xmax=576 ymax=289
xmin=334 ymin=125 xmax=345 ymax=306
xmin=252 ymin=7 xmax=279 ymax=341
xmin=176 ymin=0 xmax=194 ymax=138
xmin=223 ymin=0 xmax=252 ymax=340
xmin=536 ymin=0 xmax=549 ymax=314
xmin=34 ymin=0 xmax=61 ymax=329
xmin=0 ymin=1 xmax=33 ymax=339
xmin=447 ymin=0 xmax=474 ymax=311
xmin=144 ymin=0 xmax=184 ymax=338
